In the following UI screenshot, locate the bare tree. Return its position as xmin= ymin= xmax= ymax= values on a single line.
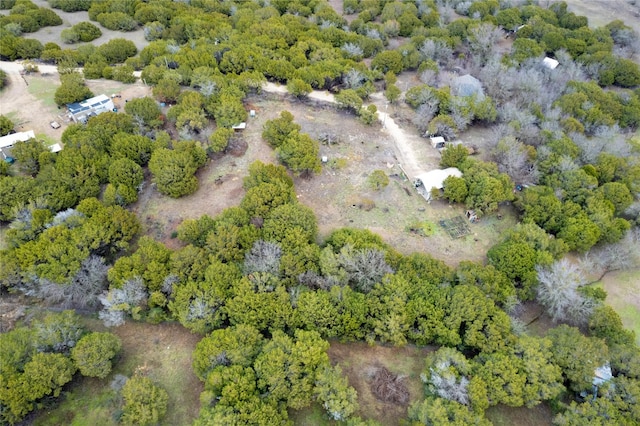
xmin=412 ymin=103 xmax=438 ymax=133
xmin=468 ymin=23 xmax=503 ymax=65
xmin=492 ymin=137 xmax=539 ymax=184
xmin=343 ymin=69 xmax=366 ymax=89
xmin=419 ymin=69 xmax=438 ymax=86
xmin=342 ymin=43 xmax=364 ymax=59
xmin=35 ymin=256 xmax=108 ymax=310
xmin=339 ymin=247 xmax=393 ymax=293
xmin=449 ymin=97 xmax=473 ymax=131
xmin=419 ymin=39 xmax=453 ymax=68
xmin=99 ymin=277 xmax=147 ymax=327
xmin=244 ymin=240 xmax=282 ymax=276
xmin=536 ymin=259 xmax=598 ymax=327
xmin=582 ymin=228 xmax=640 ymax=280
xmin=421 ymin=347 xmax=472 ymax=405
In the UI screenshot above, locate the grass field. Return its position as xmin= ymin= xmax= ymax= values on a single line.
xmin=34 ymin=320 xmax=203 ymax=426
xmin=26 ymin=77 xmax=59 ymax=111
xmin=601 ymin=269 xmax=640 ymax=345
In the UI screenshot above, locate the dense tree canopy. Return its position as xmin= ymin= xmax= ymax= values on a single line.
xmin=1 ymin=1 xmax=639 ymax=425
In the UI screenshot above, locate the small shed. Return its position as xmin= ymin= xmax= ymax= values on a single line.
xmin=414 ymin=167 xmax=463 ymax=200
xmin=67 ymin=94 xmax=115 ymax=123
xmin=430 ymin=136 xmax=446 ymax=149
xmin=542 ymin=57 xmax=560 ymax=70
xmin=451 ymin=74 xmax=484 ymax=99
xmin=593 ymin=363 xmax=613 ymax=387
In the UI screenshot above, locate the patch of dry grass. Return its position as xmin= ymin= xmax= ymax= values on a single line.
xmin=34 ymin=320 xmax=202 ymax=426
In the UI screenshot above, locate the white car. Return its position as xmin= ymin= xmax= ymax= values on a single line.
xmin=50 ymin=121 xmax=61 ymax=129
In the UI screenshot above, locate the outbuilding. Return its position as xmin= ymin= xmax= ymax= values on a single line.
xmin=414 ymin=167 xmax=463 ymax=201
xmin=542 ymin=57 xmax=560 ymax=70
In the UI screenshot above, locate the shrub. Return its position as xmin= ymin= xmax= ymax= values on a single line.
xmin=121 ymin=376 xmax=168 ymax=426
xmin=72 ymin=21 xmax=102 ymax=42
xmin=96 ymin=12 xmax=137 ymax=32
xmin=368 ymin=170 xmax=389 ymax=190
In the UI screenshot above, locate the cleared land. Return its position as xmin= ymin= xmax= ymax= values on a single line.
xmin=33 ymin=321 xmax=202 ymax=426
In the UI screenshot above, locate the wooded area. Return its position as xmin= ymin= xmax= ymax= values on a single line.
xmin=1 ymin=0 xmax=640 ymax=425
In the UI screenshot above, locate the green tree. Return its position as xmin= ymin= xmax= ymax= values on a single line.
xmin=460 ymin=159 xmax=514 ymax=215
xmin=54 ymin=72 xmax=93 ymax=106
xmin=208 ymin=127 xmax=234 ymax=153
xmin=108 ymin=157 xmax=143 ymax=189
xmin=442 ymin=175 xmax=468 ymax=204
xmin=548 ymin=325 xmax=609 ymax=392
xmin=456 ymin=261 xmax=515 ymax=306
xmin=71 ymin=21 xmax=101 ymax=42
xmin=124 ymin=96 xmax=163 ymax=129
xmin=276 ymin=131 xmax=322 ymax=176
xmin=71 ymin=332 xmax=121 ymax=378
xmin=254 ymin=329 xmax=330 ymax=409
xmin=148 ymin=144 xmax=206 ymax=198
xmin=367 ymin=170 xmax=389 ymax=190
xmin=169 ymin=261 xmax=241 ymax=334
xmin=192 ymin=324 xmax=264 ymax=381
xmin=213 ymin=93 xmax=247 ymax=128
xmin=97 ymin=38 xmax=137 ymax=63
xmin=262 ymin=111 xmax=301 ymax=148
xmin=121 ymin=376 xmax=169 ymax=426
xmin=334 ymin=89 xmax=363 ymax=114
xmin=287 ymin=78 xmax=312 ymax=98
xmin=11 ymin=138 xmax=47 ymax=176
xmin=0 ymin=115 xmax=14 ymax=136
xmin=21 ymin=352 xmax=76 ymax=406
xmin=371 ymin=50 xmax=403 ymax=74
xmin=111 ymin=133 xmax=156 ymax=166
xmin=153 ymin=78 xmax=181 ymax=103
xmin=408 ymin=397 xmax=491 ymax=426
xmin=314 ymin=365 xmax=359 ymax=421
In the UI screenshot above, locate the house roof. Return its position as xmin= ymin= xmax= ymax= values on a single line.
xmin=415 ymin=167 xmax=463 ymax=191
xmin=67 ymin=94 xmax=111 ymax=115
xmin=0 ymin=130 xmax=36 ymax=149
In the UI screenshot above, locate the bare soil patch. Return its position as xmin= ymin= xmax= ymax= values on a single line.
xmin=327 ymin=340 xmax=433 ymax=426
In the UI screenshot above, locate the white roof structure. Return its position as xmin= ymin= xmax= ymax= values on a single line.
xmin=415 ymin=167 xmax=463 ymax=192
xmin=0 ymin=130 xmax=35 ymax=149
xmin=542 ymin=57 xmax=559 ymax=70
xmin=430 ymin=136 xmax=446 ymax=148
xmin=50 ymin=143 xmax=63 ymax=153
xmin=593 ymin=363 xmax=613 ymax=387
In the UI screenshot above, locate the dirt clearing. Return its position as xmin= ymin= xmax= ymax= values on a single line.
xmin=327 ymin=341 xmax=433 ymax=426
